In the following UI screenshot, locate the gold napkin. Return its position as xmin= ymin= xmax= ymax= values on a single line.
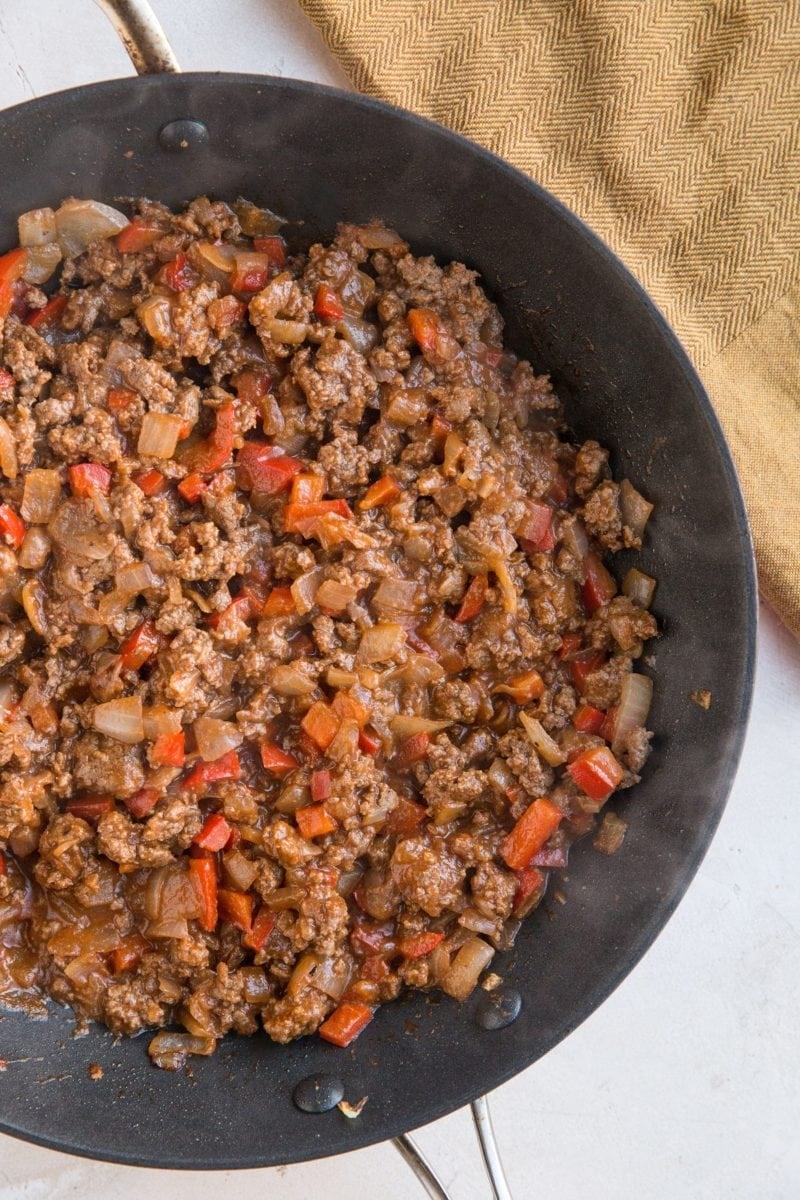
xmin=299 ymin=0 xmax=800 ymax=635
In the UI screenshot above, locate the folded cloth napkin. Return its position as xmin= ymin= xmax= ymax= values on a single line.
xmin=299 ymin=0 xmax=800 ymax=635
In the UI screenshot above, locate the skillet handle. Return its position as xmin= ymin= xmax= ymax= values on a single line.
xmin=91 ymin=0 xmax=180 ymax=74
xmin=392 ymin=1095 xmax=514 ymax=1200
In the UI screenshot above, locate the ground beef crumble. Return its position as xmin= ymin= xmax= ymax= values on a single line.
xmin=0 ymin=197 xmax=657 ymax=1065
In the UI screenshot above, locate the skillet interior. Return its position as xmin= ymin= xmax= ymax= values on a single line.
xmin=0 ymin=74 xmax=756 ymax=1168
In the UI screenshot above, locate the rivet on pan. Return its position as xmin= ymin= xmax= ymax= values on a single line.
xmin=292 ymin=1073 xmax=345 ymax=1114
xmin=158 ymin=119 xmax=210 ymax=152
xmin=474 ymin=986 xmax=522 ymax=1031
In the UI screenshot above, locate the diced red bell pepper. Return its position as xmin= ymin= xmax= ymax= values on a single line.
xmin=395 ymin=731 xmax=431 ymax=767
xmin=582 ymin=552 xmax=617 ymax=614
xmin=205 ymin=591 xmax=258 ymax=634
xmin=235 ymin=442 xmax=302 ymax=493
xmin=217 ymin=887 xmax=254 ymax=934
xmin=319 ymin=1000 xmax=374 ymax=1047
xmin=182 ymin=749 xmax=241 ymax=790
xmin=313 ymin=284 xmax=344 ymax=323
xmin=231 ymin=263 xmax=268 ymax=293
xmin=290 ymin=472 xmax=326 ymax=504
xmin=512 ymin=865 xmax=545 ymax=916
xmin=151 ymin=730 xmax=185 ymax=767
xmin=231 ymin=369 xmax=271 ymax=405
xmin=120 ymin=620 xmax=160 ymax=671
xmin=262 ymin=586 xmax=296 ymax=617
xmin=283 ymin=499 xmax=353 ymax=536
xmin=177 ymin=472 xmax=207 ymax=503
xmin=383 ymin=797 xmax=427 ymax=834
xmin=501 ymin=798 xmax=564 ymax=871
xmin=573 ymin=703 xmax=607 ymax=735
xmin=569 ymin=652 xmax=606 ymax=695
xmin=111 ymin=932 xmax=150 ymax=974
xmin=25 ymin=294 xmax=67 ymax=329
xmin=0 ymin=504 xmax=26 ymax=550
xmin=131 ymin=467 xmax=166 ymax=496
xmin=68 ymin=462 xmax=112 ymax=498
xmin=296 ymin=803 xmax=337 ymax=840
xmin=310 ymin=769 xmax=332 ymax=802
xmin=260 ymin=739 xmax=299 ymax=777
xmin=516 ymin=500 xmax=554 ymax=551
xmin=66 ymin=794 xmax=114 ymax=823
xmin=124 ymin=786 xmax=160 ymax=819
xmin=454 ymin=574 xmax=488 ymax=623
xmin=116 ymin=219 xmax=163 ymax=253
xmin=212 ymin=295 xmax=248 ymax=327
xmin=600 ymin=704 xmax=618 ymax=742
xmin=242 ymin=906 xmax=276 ymax=952
xmin=0 ymin=371 xmax=14 ymax=390
xmin=182 ymin=403 xmax=236 ymax=474
xmin=301 ymin=701 xmax=340 ymax=751
xmin=407 ymin=307 xmax=443 ymax=353
xmin=558 ymin=632 xmax=583 ymax=661
xmin=350 ymin=920 xmax=395 ymax=954
xmin=193 ymin=812 xmax=233 ymax=853
xmin=159 ymin=252 xmax=194 ymax=292
xmin=189 ymin=857 xmax=218 ymax=931
xmin=358 ymin=727 xmax=381 ymax=757
xmin=358 ymin=474 xmax=402 ymax=510
xmin=107 ymin=387 xmax=138 ymax=417
xmin=397 ymin=931 xmax=445 ymax=959
xmin=567 ymin=746 xmax=624 ymax=801
xmin=253 ymin=236 xmax=286 ymax=267
xmin=0 ymin=248 xmax=28 ymax=319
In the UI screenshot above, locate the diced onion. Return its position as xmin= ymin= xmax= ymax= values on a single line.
xmin=390 ymin=715 xmax=452 ymax=737
xmin=21 ymin=580 xmax=47 ymax=635
xmin=519 ymin=711 xmax=566 ymax=766
xmin=55 ymin=198 xmax=129 ymax=256
xmin=18 ymin=526 xmax=51 ymax=570
xmin=290 ymin=567 xmax=322 ymax=615
xmin=594 ymin=811 xmax=628 ymax=856
xmin=18 ymin=207 xmax=57 ymax=247
xmin=619 ymin=479 xmax=653 ymax=540
xmin=440 ymin=936 xmax=495 ymax=1001
xmin=356 ymin=225 xmax=405 ymax=250
xmin=266 ymin=319 xmax=309 ymax=344
xmin=357 ymin=622 xmax=407 ymax=664
xmin=325 ymin=666 xmax=358 ymax=689
xmin=388 ymin=653 xmax=445 ymax=686
xmin=372 ymin=577 xmax=423 ymax=616
xmin=622 ymin=568 xmax=656 ymax=609
xmin=337 ymin=865 xmax=365 ymax=897
xmin=443 ymin=432 xmax=466 ymax=476
xmin=49 ymin=499 xmax=116 ymax=561
xmin=147 ymin=918 xmax=189 ymax=940
xmin=489 ymin=556 xmax=518 ymax=615
xmin=193 ymin=716 xmax=243 ymax=761
xmin=240 ymin=967 xmax=271 ymax=1004
xmin=233 ymin=200 xmax=285 ymax=238
xmin=137 ymin=296 xmax=174 ymax=345
xmin=487 ymin=756 xmax=516 ymax=795
xmin=459 ymin=908 xmax=499 ymax=935
xmin=145 ymin=864 xmax=201 ymax=923
xmin=142 ymin=705 xmax=183 ymax=739
xmin=336 ymin=315 xmax=378 ymax=354
xmin=0 ymin=417 xmax=18 ymax=481
xmin=562 ymin=517 xmax=589 ymax=561
xmin=386 ymin=387 xmax=429 ymax=426
xmin=270 ymin=663 xmax=317 ymax=696
xmin=115 ymin=561 xmax=162 ymax=595
xmin=611 ymin=673 xmax=653 ymax=754
xmin=223 ymin=849 xmax=258 ymax=892
xmin=327 ymin=718 xmax=359 ymax=762
xmin=93 ymin=695 xmax=144 ymax=744
xmin=147 ymin=1030 xmax=215 ymax=1070
xmin=316 ymin=579 xmax=358 ymax=614
xmin=265 ymin=885 xmax=305 ymax=910
xmin=137 ymin=411 xmax=184 ymax=458
xmin=21 ymin=469 xmax=61 ymax=522
xmin=23 ymin=243 xmax=62 ymax=285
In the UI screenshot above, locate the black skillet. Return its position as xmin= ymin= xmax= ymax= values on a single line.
xmin=0 ymin=0 xmax=756 ymax=1175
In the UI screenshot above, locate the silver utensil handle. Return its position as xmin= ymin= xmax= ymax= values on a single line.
xmin=393 ymin=1094 xmax=513 ymax=1200
xmin=92 ymin=0 xmax=180 ymax=74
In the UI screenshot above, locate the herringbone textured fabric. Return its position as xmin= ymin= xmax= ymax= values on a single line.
xmin=299 ymin=0 xmax=800 ymax=636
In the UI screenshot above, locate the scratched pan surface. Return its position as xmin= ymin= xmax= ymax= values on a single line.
xmin=0 ymin=75 xmax=756 ymax=1168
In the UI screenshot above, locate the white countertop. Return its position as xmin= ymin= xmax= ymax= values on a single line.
xmin=0 ymin=3 xmax=797 ymax=1196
